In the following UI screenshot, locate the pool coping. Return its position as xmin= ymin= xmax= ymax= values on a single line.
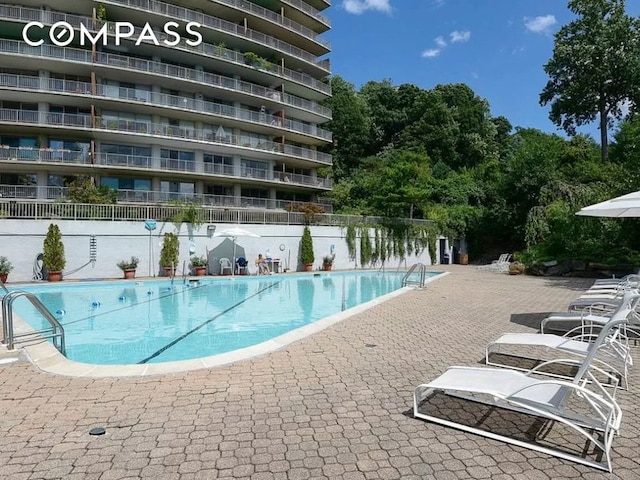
xmin=16 ymin=271 xmax=449 ymax=378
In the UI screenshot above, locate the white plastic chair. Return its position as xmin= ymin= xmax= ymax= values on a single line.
xmin=219 ymin=257 xmax=232 ymax=275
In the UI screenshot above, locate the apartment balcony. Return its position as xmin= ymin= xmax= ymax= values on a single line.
xmin=0 ymin=39 xmax=332 ymax=121
xmin=0 ymin=5 xmax=331 ymax=99
xmin=276 ymin=0 xmax=330 ymax=31
xmin=0 ymin=147 xmax=334 ymax=190
xmin=0 ymin=74 xmax=332 ymax=143
xmin=0 ymin=108 xmax=333 ymax=165
xmin=101 ymin=0 xmax=331 ymax=76
xmin=0 ymin=184 xmax=332 ymax=212
xmin=119 ymin=0 xmax=332 ymax=55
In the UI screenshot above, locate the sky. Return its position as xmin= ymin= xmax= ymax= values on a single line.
xmin=324 ymin=0 xmax=640 ymax=140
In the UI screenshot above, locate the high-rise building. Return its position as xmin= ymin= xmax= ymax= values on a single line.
xmin=0 ymin=0 xmax=332 ymax=210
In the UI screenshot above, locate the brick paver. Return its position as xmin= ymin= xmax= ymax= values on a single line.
xmin=1 ymin=266 xmax=639 ymax=479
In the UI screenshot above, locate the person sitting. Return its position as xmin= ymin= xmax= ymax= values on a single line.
xmin=255 ymin=253 xmax=270 ymax=275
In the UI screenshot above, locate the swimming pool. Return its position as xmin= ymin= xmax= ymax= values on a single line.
xmin=11 ymin=271 xmax=441 ymax=367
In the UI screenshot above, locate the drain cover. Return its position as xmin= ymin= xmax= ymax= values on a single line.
xmin=365 ymin=344 xmax=377 ymax=348
xmin=89 ymin=427 xmax=106 ymax=436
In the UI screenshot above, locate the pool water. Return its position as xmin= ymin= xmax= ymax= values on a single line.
xmin=12 ymin=271 xmax=439 ymax=365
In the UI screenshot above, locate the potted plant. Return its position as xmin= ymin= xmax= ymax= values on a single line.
xmin=160 ymin=232 xmax=179 ymax=276
xmin=0 ymin=256 xmax=13 ymax=283
xmin=508 ymin=261 xmax=525 ymax=275
xmin=190 ymin=255 xmax=208 ymax=276
xmin=322 ymin=254 xmax=334 ymax=271
xmin=43 ymin=223 xmax=65 ymax=282
xmin=117 ymin=256 xmax=139 ymax=279
xmin=300 ymin=226 xmax=314 ymax=272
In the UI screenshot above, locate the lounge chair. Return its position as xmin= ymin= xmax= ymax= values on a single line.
xmin=542 ymin=289 xmax=638 ymax=333
xmin=478 ymin=253 xmax=512 ymax=273
xmin=486 ymin=295 xmax=640 ymax=389
xmin=413 ymin=318 xmax=625 ymax=472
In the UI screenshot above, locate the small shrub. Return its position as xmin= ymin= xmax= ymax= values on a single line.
xmin=117 ymin=257 xmax=139 ymax=270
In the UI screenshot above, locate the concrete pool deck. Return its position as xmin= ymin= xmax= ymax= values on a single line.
xmin=1 ymin=265 xmax=639 ymax=479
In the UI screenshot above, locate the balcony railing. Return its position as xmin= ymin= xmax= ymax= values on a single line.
xmin=0 ymin=39 xmax=331 ymax=118
xmin=0 ymin=147 xmax=333 ymax=188
xmin=0 ymin=107 xmax=332 ymax=165
xmin=0 ymin=186 xmax=333 ymax=213
xmin=280 ymin=0 xmax=330 ymax=26
xmin=102 ymin=0 xmax=330 ymax=71
xmin=95 ymin=116 xmax=332 ymax=164
xmin=168 ymin=0 xmax=330 ymax=47
xmin=0 ymin=5 xmax=331 ymax=98
xmin=0 ymin=74 xmax=332 ymax=141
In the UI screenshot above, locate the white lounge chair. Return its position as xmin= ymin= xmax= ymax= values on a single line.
xmin=413 ymin=318 xmax=625 ymax=472
xmin=478 ymin=253 xmax=512 ymax=273
xmin=486 ymin=296 xmax=639 ymax=389
xmin=541 ymin=289 xmax=638 ymax=333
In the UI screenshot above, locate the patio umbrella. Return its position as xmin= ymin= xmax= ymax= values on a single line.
xmin=212 ymin=226 xmax=260 ymax=276
xmin=576 ymin=190 xmax=640 ymax=218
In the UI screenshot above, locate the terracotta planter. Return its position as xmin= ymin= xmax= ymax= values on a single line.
xmin=304 ymin=263 xmax=313 ymax=272
xmin=48 ymin=271 xmax=62 ymax=282
xmin=163 ymin=267 xmax=175 ymax=277
xmin=323 ymin=264 xmax=332 ymax=271
xmin=0 ymin=273 xmax=7 ymax=283
xmin=194 ymin=266 xmax=206 ymax=276
xmin=123 ymin=269 xmax=136 ymax=279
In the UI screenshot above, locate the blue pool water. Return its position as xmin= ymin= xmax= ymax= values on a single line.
xmin=11 ymin=271 xmax=440 ymax=365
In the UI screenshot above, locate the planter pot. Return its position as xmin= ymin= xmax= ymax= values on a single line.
xmin=323 ymin=264 xmax=332 ymax=271
xmin=48 ymin=271 xmax=62 ymax=282
xmin=123 ymin=269 xmax=136 ymax=279
xmin=0 ymin=273 xmax=7 ymax=283
xmin=194 ymin=266 xmax=206 ymax=276
xmin=304 ymin=263 xmax=313 ymax=272
xmin=163 ymin=267 xmax=175 ymax=277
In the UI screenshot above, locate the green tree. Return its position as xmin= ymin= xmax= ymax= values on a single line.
xmin=540 ymin=0 xmax=640 ymax=160
xmin=66 ymin=175 xmax=117 ymax=204
xmin=322 ymin=76 xmax=370 ymax=180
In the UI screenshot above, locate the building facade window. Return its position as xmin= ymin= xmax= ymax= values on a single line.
xmin=204 ymin=154 xmax=233 ymax=175
xmin=240 ymin=159 xmax=269 ymax=179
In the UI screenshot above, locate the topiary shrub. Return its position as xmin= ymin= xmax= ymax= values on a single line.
xmin=43 ymin=223 xmax=66 ymax=272
xmin=160 ymin=232 xmax=179 ymax=270
xmin=299 ymin=226 xmax=314 ymax=270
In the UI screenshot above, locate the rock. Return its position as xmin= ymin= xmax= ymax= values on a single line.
xmin=543 ymin=260 xmax=558 ymax=267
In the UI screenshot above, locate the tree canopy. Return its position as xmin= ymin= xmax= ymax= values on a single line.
xmin=540 ymin=0 xmax=640 ymax=160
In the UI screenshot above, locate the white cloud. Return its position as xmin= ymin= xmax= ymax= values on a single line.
xmin=435 ymin=36 xmax=447 ymax=48
xmin=524 ymin=15 xmax=557 ymax=34
xmin=450 ymin=30 xmax=471 ymax=43
xmin=421 ymin=48 xmax=441 ymax=58
xmin=342 ymin=0 xmax=391 ymax=14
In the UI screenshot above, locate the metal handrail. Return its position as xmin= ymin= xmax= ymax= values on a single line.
xmin=402 ymin=263 xmax=427 ymax=288
xmin=2 ymin=290 xmax=65 ymax=354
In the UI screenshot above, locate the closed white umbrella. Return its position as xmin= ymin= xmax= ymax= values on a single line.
xmin=576 ymin=191 xmax=640 ymax=218
xmin=213 ymin=227 xmax=260 ymax=276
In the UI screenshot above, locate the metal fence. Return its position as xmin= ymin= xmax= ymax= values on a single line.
xmin=0 ymin=200 xmax=433 ymax=227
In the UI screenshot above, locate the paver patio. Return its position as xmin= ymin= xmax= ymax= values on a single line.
xmin=1 ymin=265 xmax=639 ymax=479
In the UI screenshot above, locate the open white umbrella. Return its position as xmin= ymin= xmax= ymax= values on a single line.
xmin=212 ymin=226 xmax=260 ymax=276
xmin=576 ymin=191 xmax=640 ymax=218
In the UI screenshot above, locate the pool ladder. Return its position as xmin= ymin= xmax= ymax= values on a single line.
xmin=402 ymin=263 xmax=428 ymax=288
xmin=1 ymin=290 xmax=65 ymax=355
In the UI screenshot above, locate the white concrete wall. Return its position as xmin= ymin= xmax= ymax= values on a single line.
xmin=0 ymin=219 xmax=442 ymax=282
